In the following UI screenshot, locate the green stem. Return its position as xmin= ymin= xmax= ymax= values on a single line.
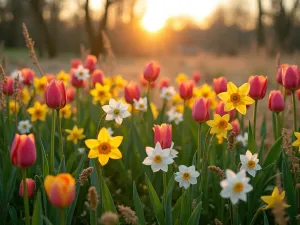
xmin=6 ymin=95 xmax=10 ymax=133
xmin=197 ymin=123 xmax=202 ymax=172
xmin=76 ymin=88 xmax=80 ymax=122
xmin=147 ymin=81 xmax=151 ymax=102
xmin=163 ymin=172 xmax=167 ymax=208
xmin=292 ymin=90 xmax=297 ymax=132
xmin=249 ymin=207 xmax=264 ymax=225
xmin=96 ymin=161 xmax=102 ymax=210
xmin=253 ymin=100 xmax=258 ymax=142
xmin=50 ymin=110 xmax=56 ymax=174
xmin=96 ymin=113 xmax=106 ymax=135
xmin=21 ymin=168 xmax=30 ymax=225
xmin=275 ymin=112 xmax=280 ymax=139
xmin=60 ymin=208 xmax=65 ymax=225
xmin=232 ymin=203 xmax=239 ymax=225
xmin=57 ymin=110 xmax=64 ymax=160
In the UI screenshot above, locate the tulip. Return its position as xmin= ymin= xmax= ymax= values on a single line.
xmin=140 ymin=74 xmax=155 ymax=88
xmin=70 ymin=59 xmax=82 ymax=69
xmin=268 ymin=90 xmax=285 ymax=112
xmin=45 ymin=74 xmax=55 ymax=83
xmin=179 ymin=80 xmax=194 ymax=100
xmin=44 ymin=173 xmax=75 ymax=208
xmin=91 ymin=69 xmax=104 ymax=86
xmin=213 ymin=77 xmax=227 ymax=94
xmin=66 ymin=87 xmax=76 ymax=103
xmin=281 ymin=65 xmax=300 ymax=90
xmin=21 ymin=68 xmax=35 ymax=85
xmin=248 ymin=75 xmax=268 ymax=100
xmin=153 ymin=124 xmax=172 ymax=149
xmin=276 ymin=64 xmax=289 ymax=85
xmin=159 ymin=77 xmax=170 ymax=89
xmin=71 ymin=69 xmax=85 ymax=88
xmin=84 ymin=55 xmax=97 ymax=72
xmin=143 ymin=61 xmax=160 ymax=82
xmin=19 ymin=178 xmax=35 ymax=198
xmin=10 ymin=134 xmax=36 ymax=168
xmin=192 ymin=98 xmax=210 ymax=123
xmin=45 ymin=80 xmax=67 ymax=109
xmin=124 ymin=82 xmax=141 ymax=104
xmin=2 ymin=77 xmax=14 ymax=95
xmin=192 ymin=71 xmax=201 ymax=84
xmin=231 ymin=119 xmax=240 ymax=135
xmin=215 ymin=101 xmax=236 ymax=121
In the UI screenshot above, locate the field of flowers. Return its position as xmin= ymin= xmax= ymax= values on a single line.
xmin=0 ymin=26 xmax=300 ymax=225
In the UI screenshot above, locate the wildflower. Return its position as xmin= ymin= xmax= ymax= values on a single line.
xmin=192 ymin=98 xmax=210 ymax=123
xmin=192 ymin=71 xmax=201 ymax=83
xmin=9 ymin=100 xmax=19 ymax=114
xmin=179 ymin=80 xmax=193 ymax=100
xmin=281 ymin=65 xmax=300 ymax=90
xmin=102 ymin=98 xmax=131 ymax=125
xmin=27 ymin=101 xmax=48 ymax=121
xmin=133 ymin=97 xmax=147 ymax=112
xmin=20 ymin=88 xmax=30 ymax=104
xmin=18 ymin=120 xmax=32 ymax=134
xmin=213 ymin=76 xmax=227 ymax=94
xmin=160 ymin=86 xmax=176 ymax=100
xmin=159 ymin=77 xmax=170 ymax=89
xmin=44 ymin=173 xmax=75 ymax=207
xmin=92 ymin=69 xmax=104 ymax=86
xmin=292 ymin=132 xmax=300 ymax=151
xmin=118 ymin=205 xmax=138 ymax=225
xmin=196 ymin=83 xmax=216 ymax=101
xmin=34 ymin=77 xmax=48 ymax=94
xmin=100 ymin=212 xmax=119 ymax=225
xmin=261 ymin=187 xmax=290 ymax=210
xmin=143 ymin=61 xmax=160 ymax=82
xmin=65 ymin=125 xmax=86 ymax=144
xmin=248 ymin=75 xmax=268 ymax=100
xmin=56 ymin=70 xmax=70 ymax=85
xmin=87 ymin=186 xmax=99 ymax=211
xmin=21 ymin=68 xmax=35 ymax=85
xmin=268 ymin=90 xmax=285 ymax=112
xmin=60 ymin=104 xmax=72 ymax=119
xmin=153 ymin=124 xmax=172 ymax=149
xmin=176 ymin=73 xmax=188 ymax=84
xmin=19 ymin=178 xmax=35 ymax=198
xmin=220 ymin=169 xmax=253 ymax=204
xmin=215 ymin=101 xmax=236 ymax=121
xmin=90 ymin=83 xmax=112 ymax=105
xmin=74 ymin=65 xmax=90 ymax=81
xmin=45 ymin=80 xmax=67 ymax=109
xmin=10 ymin=70 xmax=24 ymax=83
xmin=175 ymin=165 xmax=200 ymax=189
xmin=218 ymin=82 xmax=254 ymax=115
xmin=168 ymin=112 xmax=183 ymax=125
xmin=124 ymin=82 xmax=141 ymax=104
xmin=206 ymin=114 xmax=232 ymax=138
xmin=85 ymin=128 xmax=123 ymax=166
xmin=240 ymin=150 xmax=262 ymax=177
xmin=84 ymin=55 xmax=97 ymax=72
xmin=236 ymin=132 xmax=248 ymax=147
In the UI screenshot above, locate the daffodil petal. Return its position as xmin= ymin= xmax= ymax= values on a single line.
xmin=85 ymin=139 xmax=99 ymax=149
xmin=88 ymin=149 xmax=99 ymax=158
xmin=261 ymin=196 xmax=274 ymax=205
xmin=242 ymin=96 xmax=255 ymax=105
xmin=235 ymin=104 xmax=247 ymax=115
xmin=218 ymin=92 xmax=230 ymax=101
xmin=111 ymin=136 xmax=123 ymax=147
xmin=97 ymin=128 xmax=110 ymax=141
xmin=206 ymin=120 xmax=217 ymax=127
xmin=224 ymin=102 xmax=234 ymax=112
xmin=109 ymin=148 xmax=122 ymax=159
xmin=98 ymin=154 xmax=109 ymax=166
xmin=238 ymin=83 xmax=250 ymax=95
xmin=227 ymin=82 xmax=238 ymax=95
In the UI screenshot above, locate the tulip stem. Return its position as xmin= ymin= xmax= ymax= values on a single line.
xmin=21 ymin=168 xmax=30 ymax=225
xmin=96 ymin=113 xmax=106 ymax=135
xmin=60 ymin=208 xmax=65 ymax=225
xmin=96 ymin=162 xmax=102 ymax=210
xmin=76 ymin=88 xmax=80 ymax=122
xmin=147 ymin=81 xmax=151 ymax=102
xmin=292 ymin=90 xmax=297 ymax=132
xmin=50 ymin=110 xmax=56 ymax=174
xmin=249 ymin=206 xmax=264 ymax=225
xmin=253 ymin=100 xmax=258 ymax=143
xmin=57 ymin=109 xmax=64 ymax=160
xmin=232 ymin=203 xmax=239 ymax=225
xmin=275 ymin=112 xmax=280 ymax=139
xmin=163 ymin=172 xmax=167 ymax=209
xmin=197 ymin=123 xmax=202 ymax=172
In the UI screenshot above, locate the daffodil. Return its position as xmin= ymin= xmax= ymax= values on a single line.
xmin=176 ymin=73 xmax=188 ymax=84
xmin=27 ymin=101 xmax=48 ymax=121
xmin=9 ymin=100 xmax=19 ymax=114
xmin=90 ymin=83 xmax=112 ymax=105
xmin=65 ymin=125 xmax=85 ymax=144
xmin=292 ymin=132 xmax=300 ymax=152
xmin=60 ymin=104 xmax=72 ymax=119
xmin=194 ymin=84 xmax=217 ymax=109
xmin=18 ymin=120 xmax=32 ymax=134
xmin=57 ymin=70 xmax=70 ymax=85
xmin=172 ymin=93 xmax=183 ymax=105
xmin=113 ymin=75 xmax=128 ymax=89
xmin=85 ymin=128 xmax=123 ymax=166
xmin=261 ymin=187 xmax=290 ymax=210
xmin=34 ymin=77 xmax=48 ymax=94
xmin=218 ymin=82 xmax=254 ymax=115
xmin=20 ymin=88 xmax=30 ymax=104
xmin=206 ymin=114 xmax=232 ymax=138
xmin=150 ymin=102 xmax=158 ymax=119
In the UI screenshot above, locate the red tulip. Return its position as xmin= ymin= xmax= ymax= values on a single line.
xmin=281 ymin=65 xmax=300 ymax=90
xmin=248 ymin=75 xmax=268 ymax=100
xmin=92 ymin=69 xmax=104 ymax=86
xmin=179 ymin=80 xmax=194 ymax=100
xmin=21 ymin=68 xmax=35 ymax=85
xmin=84 ymin=55 xmax=97 ymax=72
xmin=10 ymin=134 xmax=36 ymax=168
xmin=124 ymin=82 xmax=141 ymax=104
xmin=213 ymin=77 xmax=227 ymax=94
xmin=192 ymin=98 xmax=210 ymax=123
xmin=71 ymin=69 xmax=85 ymax=88
xmin=66 ymin=87 xmax=76 ymax=103
xmin=268 ymin=90 xmax=285 ymax=112
xmin=192 ymin=71 xmax=201 ymax=84
xmin=45 ymin=80 xmax=67 ymax=109
xmin=159 ymin=77 xmax=170 ymax=89
xmin=276 ymin=64 xmax=289 ymax=85
xmin=231 ymin=119 xmax=240 ymax=135
xmin=215 ymin=101 xmax=236 ymax=121
xmin=140 ymin=74 xmax=155 ymax=88
xmin=296 ymin=89 xmax=300 ymax=100
xmin=153 ymin=124 xmax=172 ymax=149
xmin=19 ymin=178 xmax=35 ymax=198
xmin=143 ymin=61 xmax=160 ymax=82
xmin=1 ymin=77 xmax=14 ymax=96
xmin=70 ymin=59 xmax=82 ymax=69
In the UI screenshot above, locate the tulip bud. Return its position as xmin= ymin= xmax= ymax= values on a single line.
xmin=19 ymin=178 xmax=35 ymax=198
xmin=45 ymin=80 xmax=67 ymax=109
xmin=159 ymin=77 xmax=170 ymax=89
xmin=215 ymin=101 xmax=236 ymax=121
xmin=10 ymin=134 xmax=36 ymax=168
xmin=231 ymin=119 xmax=240 ymax=135
xmin=2 ymin=77 xmax=15 ymax=96
xmin=268 ymin=90 xmax=285 ymax=112
xmin=179 ymin=80 xmax=193 ymax=100
xmin=84 ymin=55 xmax=97 ymax=72
xmin=92 ymin=69 xmax=104 ymax=86
xmin=70 ymin=59 xmax=82 ymax=69
xmin=44 ymin=173 xmax=75 ymax=208
xmin=66 ymin=87 xmax=76 ymax=103
xmin=192 ymin=98 xmax=210 ymax=123
xmin=282 ymin=65 xmax=300 ymax=90
xmin=192 ymin=71 xmax=201 ymax=84
xmin=276 ymin=64 xmax=289 ymax=85
xmin=213 ymin=77 xmax=227 ymax=94
xmin=124 ymin=82 xmax=141 ymax=104
xmin=21 ymin=68 xmax=35 ymax=85
xmin=143 ymin=61 xmax=160 ymax=82
xmin=71 ymin=69 xmax=85 ymax=88
xmin=140 ymin=74 xmax=155 ymax=88
xmin=248 ymin=75 xmax=268 ymax=100
xmin=153 ymin=124 xmax=172 ymax=149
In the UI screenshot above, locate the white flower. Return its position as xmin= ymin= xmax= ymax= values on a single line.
xmin=133 ymin=97 xmax=147 ymax=112
xmin=168 ymin=112 xmax=183 ymax=125
xmin=107 ymin=127 xmax=114 ymax=136
xmin=78 ymin=148 xmax=85 ymax=154
xmin=142 ymin=142 xmax=174 ymax=172
xmin=102 ymin=98 xmax=131 ymax=125
xmin=175 ymin=165 xmax=200 ymax=189
xmin=160 ymin=86 xmax=176 ymax=100
xmin=74 ymin=65 xmax=90 ymax=81
xmin=167 ymin=142 xmax=178 ymax=158
xmin=10 ymin=70 xmax=23 ymax=83
xmin=236 ymin=132 xmax=248 ymax=147
xmin=240 ymin=150 xmax=262 ymax=177
xmin=220 ymin=169 xmax=253 ymax=205
xmin=17 ymin=120 xmax=32 ymax=134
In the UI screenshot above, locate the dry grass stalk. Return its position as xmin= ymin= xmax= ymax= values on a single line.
xmin=78 ymin=166 xmax=94 ymax=185
xmin=214 ymin=218 xmax=223 ymax=225
xmin=227 ymin=131 xmax=236 ymax=151
xmin=100 ymin=212 xmax=119 ymax=225
xmin=276 ymin=52 xmax=281 ymax=68
xmin=87 ymin=186 xmax=99 ymax=211
xmin=117 ymin=205 xmax=138 ymax=224
xmin=208 ymin=165 xmax=226 ymax=180
xmin=1 ymin=56 xmax=6 ymax=71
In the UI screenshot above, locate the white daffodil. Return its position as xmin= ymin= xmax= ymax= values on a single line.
xmin=160 ymin=86 xmax=176 ymax=100
xmin=17 ymin=120 xmax=32 ymax=134
xmin=107 ymin=127 xmax=114 ymax=136
xmin=78 ymin=148 xmax=85 ymax=154
xmin=74 ymin=65 xmax=90 ymax=81
xmin=142 ymin=142 xmax=174 ymax=172
xmin=133 ymin=97 xmax=147 ymax=112
xmin=175 ymin=165 xmax=200 ymax=189
xmin=236 ymin=132 xmax=248 ymax=147
xmin=220 ymin=169 xmax=253 ymax=205
xmin=11 ymin=70 xmax=23 ymax=83
xmin=240 ymin=150 xmax=262 ymax=177
xmin=167 ymin=142 xmax=178 ymax=158
xmin=102 ymin=98 xmax=131 ymax=125
xmin=168 ymin=112 xmax=183 ymax=125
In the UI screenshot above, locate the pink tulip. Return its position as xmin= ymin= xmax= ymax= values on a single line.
xmin=21 ymin=68 xmax=35 ymax=85
xmin=2 ymin=77 xmax=14 ymax=96
xmin=159 ymin=77 xmax=170 ymax=89
xmin=231 ymin=119 xmax=240 ymax=135
xmin=192 ymin=98 xmax=210 ymax=123
xmin=215 ymin=101 xmax=236 ymax=121
xmin=84 ymin=55 xmax=97 ymax=72
xmin=92 ymin=69 xmax=104 ymax=86
xmin=124 ymin=82 xmax=141 ymax=104
xmin=19 ymin=178 xmax=35 ymax=198
xmin=179 ymin=80 xmax=193 ymax=100
xmin=71 ymin=69 xmax=85 ymax=88
xmin=153 ymin=124 xmax=172 ymax=149
xmin=213 ymin=77 xmax=227 ymax=94
xmin=248 ymin=75 xmax=268 ymax=100
xmin=66 ymin=87 xmax=76 ymax=103
xmin=268 ymin=90 xmax=285 ymax=112
xmin=44 ymin=80 xmax=67 ymax=109
xmin=143 ymin=61 xmax=160 ymax=82
xmin=192 ymin=71 xmax=201 ymax=84
xmin=281 ymin=65 xmax=300 ymax=90
xmin=70 ymin=59 xmax=82 ymax=69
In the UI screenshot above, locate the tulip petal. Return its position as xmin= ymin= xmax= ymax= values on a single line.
xmin=44 ymin=175 xmax=55 ymax=196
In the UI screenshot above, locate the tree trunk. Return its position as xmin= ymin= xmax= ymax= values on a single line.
xmin=256 ymin=0 xmax=265 ymax=49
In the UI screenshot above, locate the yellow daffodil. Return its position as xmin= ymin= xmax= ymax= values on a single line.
xmin=60 ymin=104 xmax=72 ymax=119
xmin=292 ymin=132 xmax=300 ymax=152
xmin=176 ymin=73 xmax=188 ymax=84
xmin=194 ymin=84 xmax=217 ymax=109
xmin=151 ymin=102 xmax=158 ymax=119
xmin=218 ymin=82 xmax=254 ymax=115
xmin=103 ymin=77 xmax=113 ymax=86
xmin=175 ymin=104 xmax=184 ymax=113
xmin=216 ymin=134 xmax=224 ymax=144
xmin=56 ymin=70 xmax=70 ymax=85
xmin=85 ymin=128 xmax=123 ymax=166
xmin=172 ymin=94 xmax=183 ymax=105
xmin=20 ymin=88 xmax=31 ymax=104
xmin=9 ymin=101 xmax=19 ymax=114
xmin=206 ymin=114 xmax=232 ymax=138
xmin=90 ymin=83 xmax=112 ymax=105
xmin=261 ymin=187 xmax=290 ymax=210
xmin=27 ymin=101 xmax=48 ymax=121
xmin=113 ymin=75 xmax=128 ymax=89
xmin=34 ymin=77 xmax=48 ymax=94
xmin=65 ymin=125 xmax=85 ymax=144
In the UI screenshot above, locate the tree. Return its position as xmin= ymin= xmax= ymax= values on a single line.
xmin=257 ymin=0 xmax=265 ymax=49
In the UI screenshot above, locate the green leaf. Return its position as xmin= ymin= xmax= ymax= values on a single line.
xmin=57 ymin=155 xmax=66 ymax=174
xmin=187 ymin=201 xmax=202 ymax=225
xmin=172 ymin=196 xmax=182 ymax=223
xmin=42 ymin=216 xmax=53 ymax=225
xmin=260 ymin=114 xmax=267 ymax=138
xmin=145 ymin=174 xmax=165 ymax=225
xmin=263 ymin=137 xmax=282 ymax=167
xmin=165 ymin=174 xmax=175 ymax=225
xmin=39 ymin=138 xmax=49 ymax=177
xmin=32 ymin=192 xmax=43 ymax=225
xmin=8 ymin=206 xmax=18 ymax=225
xmin=133 ymin=182 xmax=146 ymax=225
xmin=263 ymin=211 xmax=269 ymax=225
xmin=248 ymin=122 xmax=256 ymax=154
xmin=101 ymin=175 xmax=117 ymax=213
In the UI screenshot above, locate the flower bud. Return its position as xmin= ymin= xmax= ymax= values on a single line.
xmin=143 ymin=61 xmax=160 ymax=82
xmin=215 ymin=101 xmax=236 ymax=121
xmin=192 ymin=71 xmax=201 ymax=84
xmin=71 ymin=69 xmax=85 ymax=88
xmin=192 ymin=98 xmax=210 ymax=123
xmin=153 ymin=124 xmax=172 ymax=149
xmin=179 ymin=80 xmax=193 ymax=100
xmin=282 ymin=65 xmax=300 ymax=90
xmin=44 ymin=173 xmax=75 ymax=208
xmin=10 ymin=134 xmax=36 ymax=168
xmin=70 ymin=59 xmax=82 ymax=69
xmin=213 ymin=77 xmax=227 ymax=94
xmin=140 ymin=74 xmax=155 ymax=88
xmin=159 ymin=77 xmax=170 ymax=89
xmin=92 ymin=69 xmax=104 ymax=86
xmin=45 ymin=80 xmax=67 ymax=109
xmin=21 ymin=68 xmax=35 ymax=85
xmin=66 ymin=87 xmax=76 ymax=103
xmin=124 ymin=82 xmax=141 ymax=104
xmin=276 ymin=64 xmax=289 ymax=85
xmin=248 ymin=75 xmax=268 ymax=100
xmin=84 ymin=55 xmax=97 ymax=72
xmin=268 ymin=90 xmax=285 ymax=112
xmin=231 ymin=119 xmax=240 ymax=135
xmin=19 ymin=178 xmax=35 ymax=198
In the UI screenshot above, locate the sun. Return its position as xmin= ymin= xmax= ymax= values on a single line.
xmin=142 ymin=14 xmax=166 ymax=32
